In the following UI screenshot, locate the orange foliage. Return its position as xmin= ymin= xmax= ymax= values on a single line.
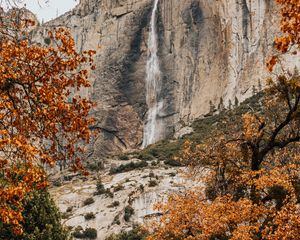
xmin=0 ymin=12 xmax=95 ymax=234
xmin=148 ymin=75 xmax=300 ymax=239
xmin=267 ymin=0 xmax=300 ymax=71
xmin=148 ymin=1 xmax=300 ymax=239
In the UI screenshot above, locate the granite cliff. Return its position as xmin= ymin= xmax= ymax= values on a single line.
xmin=32 ymin=0 xmax=297 ymax=156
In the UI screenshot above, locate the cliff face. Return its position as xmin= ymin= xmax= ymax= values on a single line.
xmin=33 ymin=0 xmax=298 ymax=156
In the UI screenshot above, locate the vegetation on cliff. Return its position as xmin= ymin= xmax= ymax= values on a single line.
xmin=0 ymin=3 xmax=95 ymax=236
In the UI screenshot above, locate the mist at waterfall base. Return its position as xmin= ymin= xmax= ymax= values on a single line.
xmin=142 ymin=0 xmax=165 ymax=149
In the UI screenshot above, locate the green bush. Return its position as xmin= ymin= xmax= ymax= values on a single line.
xmin=83 ymin=197 xmax=95 ymax=206
xmin=0 ymin=189 xmax=70 ymax=240
xmin=110 ymin=161 xmax=148 ymax=174
xmin=84 ymin=212 xmax=96 ymax=220
xmin=83 ymin=228 xmax=97 ymax=239
xmin=113 ymin=184 xmax=124 ymax=192
xmin=136 ymin=140 xmax=182 ymax=163
xmin=113 ymin=215 xmax=121 ymax=225
xmin=66 ymin=206 xmax=73 ymax=212
xmin=61 ymin=212 xmax=72 ymax=219
xmin=137 ymin=152 xmax=155 ymax=161
xmin=148 ymin=180 xmax=158 ymax=187
xmin=53 ymin=179 xmax=62 ymax=187
xmin=86 ymin=161 xmax=104 ymax=172
xmin=105 ymin=226 xmax=148 ymax=240
xmin=73 ymin=227 xmax=97 ymax=239
xmin=119 ymin=154 xmax=129 ymax=161
xmin=95 ymin=179 xmax=106 ymax=194
xmin=139 ymin=184 xmax=144 ymax=192
xmin=164 ymin=159 xmax=182 ymax=167
xmin=108 ymin=201 xmax=120 ymax=208
xmin=292 ymin=178 xmax=300 ymax=203
xmin=124 ymin=206 xmax=134 ymax=222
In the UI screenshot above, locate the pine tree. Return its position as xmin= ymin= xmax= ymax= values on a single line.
xmin=0 ymin=189 xmax=70 ymax=240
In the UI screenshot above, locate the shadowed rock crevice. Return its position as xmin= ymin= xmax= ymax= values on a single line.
xmin=118 ymin=4 xmax=153 ymax=119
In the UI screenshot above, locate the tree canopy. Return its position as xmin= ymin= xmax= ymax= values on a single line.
xmin=0 ymin=7 xmax=95 ymax=235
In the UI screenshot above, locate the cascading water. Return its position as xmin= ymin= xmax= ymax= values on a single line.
xmin=142 ymin=0 xmax=163 ymax=148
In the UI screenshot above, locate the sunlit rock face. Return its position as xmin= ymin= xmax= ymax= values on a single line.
xmin=31 ymin=0 xmax=298 ymax=157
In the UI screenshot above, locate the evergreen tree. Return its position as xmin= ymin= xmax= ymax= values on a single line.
xmin=0 ymin=189 xmax=70 ymax=240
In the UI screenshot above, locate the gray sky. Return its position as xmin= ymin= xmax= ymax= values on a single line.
xmin=22 ymin=0 xmax=78 ymax=22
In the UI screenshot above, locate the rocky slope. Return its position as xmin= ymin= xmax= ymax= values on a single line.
xmin=50 ymin=160 xmax=202 ymax=240
xmin=32 ymin=0 xmax=298 ymax=156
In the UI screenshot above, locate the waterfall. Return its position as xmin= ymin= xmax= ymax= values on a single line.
xmin=142 ymin=0 xmax=163 ymax=148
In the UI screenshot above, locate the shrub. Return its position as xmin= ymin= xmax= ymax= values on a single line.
xmin=94 ymin=179 xmax=114 ymax=198
xmin=108 ymin=201 xmax=120 ymax=208
xmin=113 ymin=215 xmax=121 ymax=225
xmin=44 ymin=37 xmax=51 ymax=45
xmin=105 ymin=226 xmax=148 ymax=240
xmin=61 ymin=212 xmax=72 ymax=219
xmin=53 ymin=179 xmax=62 ymax=187
xmin=164 ymin=159 xmax=182 ymax=167
xmin=83 ymin=228 xmax=97 ymax=239
xmin=84 ymin=212 xmax=96 ymax=220
xmin=106 ymin=189 xmax=114 ymax=198
xmin=136 ymin=140 xmax=182 ymax=163
xmin=124 ymin=206 xmax=134 ymax=222
xmin=86 ymin=161 xmax=104 ymax=172
xmin=66 ymin=206 xmax=73 ymax=212
xmin=149 ymin=171 xmax=155 ymax=178
xmin=113 ymin=184 xmax=124 ymax=192
xmin=95 ymin=179 xmax=106 ymax=195
xmin=151 ymin=160 xmax=158 ymax=166
xmin=137 ymin=152 xmax=155 ymax=161
xmin=119 ymin=154 xmax=129 ymax=161
xmin=72 ymin=226 xmax=84 ymax=238
xmin=83 ymin=197 xmax=95 ymax=206
xmin=148 ymin=180 xmax=158 ymax=187
xmin=110 ymin=161 xmax=148 ymax=174
xmin=1 ymin=189 xmax=70 ymax=240
xmin=205 ymin=183 xmax=218 ymax=201
xmin=73 ymin=227 xmax=97 ymax=239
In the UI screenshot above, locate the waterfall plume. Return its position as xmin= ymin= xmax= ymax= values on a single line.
xmin=142 ymin=0 xmax=163 ymax=148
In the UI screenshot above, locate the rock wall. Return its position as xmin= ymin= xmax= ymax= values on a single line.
xmin=32 ymin=0 xmax=298 ymax=157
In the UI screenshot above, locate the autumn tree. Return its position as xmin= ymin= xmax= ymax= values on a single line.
xmin=267 ymin=0 xmax=300 ymax=71
xmin=148 ymin=1 xmax=300 ymax=239
xmin=0 ymin=7 xmax=95 ymax=235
